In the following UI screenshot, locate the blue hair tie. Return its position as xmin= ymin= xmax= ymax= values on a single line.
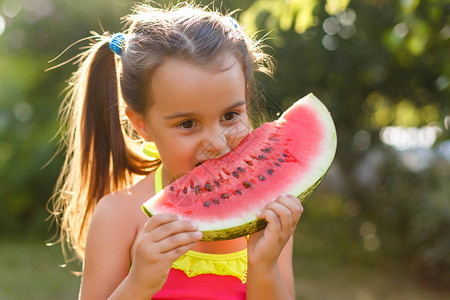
xmin=109 ymin=33 xmax=126 ymax=56
xmin=227 ymin=17 xmax=239 ymax=29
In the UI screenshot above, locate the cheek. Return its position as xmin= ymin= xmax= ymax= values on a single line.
xmin=159 ymin=137 xmax=199 ymax=172
xmin=227 ymin=118 xmax=251 ymax=149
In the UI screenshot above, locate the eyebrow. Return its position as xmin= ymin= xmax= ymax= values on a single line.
xmin=163 ymin=100 xmax=246 ymax=120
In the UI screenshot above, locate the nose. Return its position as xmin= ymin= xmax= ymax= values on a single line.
xmin=198 ymin=126 xmax=232 ymax=161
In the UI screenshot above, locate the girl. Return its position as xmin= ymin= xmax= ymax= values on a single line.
xmin=51 ymin=2 xmax=303 ymax=299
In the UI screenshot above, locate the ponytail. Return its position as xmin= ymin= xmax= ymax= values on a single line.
xmin=50 ymin=34 xmax=158 ymax=262
xmin=83 ymin=39 xmax=122 ymax=200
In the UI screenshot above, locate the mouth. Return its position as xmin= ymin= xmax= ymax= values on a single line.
xmin=195 ymin=161 xmax=204 ymax=167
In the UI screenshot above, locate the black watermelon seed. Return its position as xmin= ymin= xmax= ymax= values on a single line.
xmin=258 ymin=175 xmax=265 ymax=181
xmin=279 ymin=158 xmax=284 ymax=162
xmin=213 ymin=199 xmax=219 ymax=204
xmin=237 ymin=167 xmax=244 ymax=172
xmin=232 ymin=171 xmax=239 ymax=178
xmin=204 ymin=201 xmax=210 ymax=207
xmin=221 ymin=193 xmax=229 ymax=198
xmin=275 ymin=163 xmax=280 ymax=166
xmin=236 ymin=190 xmax=242 ymax=195
xmin=283 ymin=153 xmax=288 ymax=157
xmin=183 ymin=188 xmax=187 ymax=194
xmin=267 ymin=169 xmax=274 ymax=175
xmin=195 ymin=186 xmax=200 ymax=194
xmin=261 ymin=148 xmax=271 ymax=153
xmin=258 ymin=155 xmax=265 ymax=159
xmin=215 ymin=181 xmax=220 ymax=187
xmin=243 ymin=181 xmax=251 ymax=188
xmin=246 ymin=161 xmax=253 ymax=166
xmin=169 ymin=186 xmax=174 ymax=192
xmin=205 ymin=183 xmax=213 ymax=191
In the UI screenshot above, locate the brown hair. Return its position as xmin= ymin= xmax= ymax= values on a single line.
xmin=50 ymin=1 xmax=273 ymax=262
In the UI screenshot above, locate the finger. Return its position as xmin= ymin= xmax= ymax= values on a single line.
xmin=143 ymin=214 xmax=181 ymax=233
xmin=288 ymin=194 xmax=304 ymax=222
xmin=263 ymin=201 xmax=293 ymax=234
xmin=151 ymin=220 xmax=199 ymax=243
xmin=258 ymin=208 xmax=282 ymax=235
xmin=158 ymin=230 xmax=203 ymax=254
xmin=276 ymin=194 xmax=303 ymax=227
xmin=164 ymin=240 xmax=200 ymax=262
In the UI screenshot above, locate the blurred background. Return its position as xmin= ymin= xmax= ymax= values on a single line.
xmin=0 ymin=0 xmax=449 ymax=299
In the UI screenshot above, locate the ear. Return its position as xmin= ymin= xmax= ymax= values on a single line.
xmin=125 ymin=107 xmax=152 ymax=141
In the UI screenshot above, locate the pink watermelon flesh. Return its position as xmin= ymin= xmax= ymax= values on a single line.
xmin=142 ymin=93 xmax=337 ymax=241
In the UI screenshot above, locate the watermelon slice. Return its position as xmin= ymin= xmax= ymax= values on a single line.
xmin=142 ymin=93 xmax=337 ymax=241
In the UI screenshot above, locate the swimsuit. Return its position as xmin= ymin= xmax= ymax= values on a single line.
xmin=151 ymin=165 xmax=247 ymax=299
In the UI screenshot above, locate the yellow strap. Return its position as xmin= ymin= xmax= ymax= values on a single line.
xmin=142 ymin=141 xmax=160 ymax=160
xmin=155 ymin=163 xmax=163 ymax=193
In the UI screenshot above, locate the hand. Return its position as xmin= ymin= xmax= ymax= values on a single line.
xmin=247 ymin=194 xmax=303 ymax=266
xmin=128 ymin=214 xmax=202 ymax=294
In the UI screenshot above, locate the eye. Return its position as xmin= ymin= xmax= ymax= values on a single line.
xmin=223 ymin=112 xmax=239 ymax=121
xmin=177 ymin=120 xmax=195 ymax=129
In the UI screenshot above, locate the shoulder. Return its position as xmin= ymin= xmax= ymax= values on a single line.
xmin=90 ymin=174 xmax=156 ymax=237
xmin=94 ymin=189 xmax=141 ymax=221
xmin=95 ymin=173 xmax=156 ymax=218
xmin=85 ymin=191 xmax=143 ymax=257
xmin=90 ymin=193 xmax=137 ymax=235
xmin=86 ymin=173 xmax=157 ymax=250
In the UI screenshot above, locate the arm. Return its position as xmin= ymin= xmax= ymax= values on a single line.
xmin=246 ymin=195 xmax=303 ymax=300
xmin=247 ymin=237 xmax=295 ymax=300
xmin=79 ymin=195 xmax=202 ymax=300
xmin=79 ymin=194 xmax=138 ymax=299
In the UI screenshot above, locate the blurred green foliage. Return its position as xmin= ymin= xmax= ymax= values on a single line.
xmin=0 ymin=0 xmax=449 ymax=291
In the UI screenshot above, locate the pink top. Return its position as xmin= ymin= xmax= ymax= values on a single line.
xmin=152 ymin=268 xmax=246 ymax=299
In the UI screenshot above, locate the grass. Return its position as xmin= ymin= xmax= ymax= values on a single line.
xmin=293 ymin=256 xmax=448 ymax=300
xmin=0 ymin=238 xmax=80 ymax=300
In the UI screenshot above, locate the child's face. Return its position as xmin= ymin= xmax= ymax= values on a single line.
xmin=145 ymin=54 xmax=249 ymax=181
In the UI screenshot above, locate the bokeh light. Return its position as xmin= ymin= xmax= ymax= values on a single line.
xmin=380 ymin=125 xmax=441 ymax=151
xmin=2 ymin=0 xmax=22 ymax=18
xmin=0 ymin=15 xmax=5 ymax=36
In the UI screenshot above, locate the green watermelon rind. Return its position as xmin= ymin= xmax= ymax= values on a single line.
xmin=296 ymin=174 xmax=326 ymax=203
xmin=142 ymin=204 xmax=267 ymax=241
xmin=142 ymin=174 xmax=325 ymax=241
xmin=143 ymin=203 xmax=268 ymax=241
